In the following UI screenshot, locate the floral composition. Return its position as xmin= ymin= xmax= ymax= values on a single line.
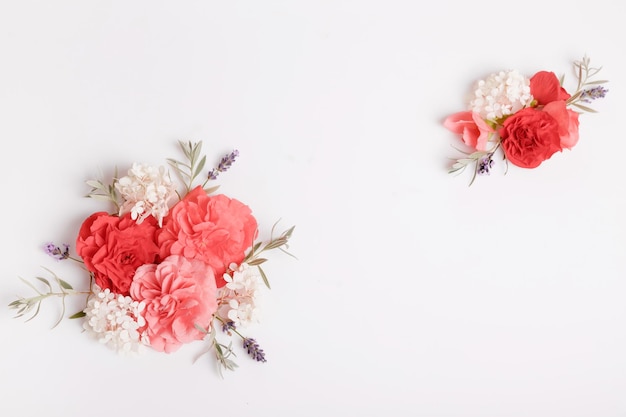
xmin=10 ymin=141 xmax=295 ymax=376
xmin=444 ymin=56 xmax=608 ymax=185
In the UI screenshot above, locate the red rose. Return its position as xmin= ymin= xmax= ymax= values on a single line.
xmin=530 ymin=71 xmax=571 ymax=105
xmin=499 ymin=107 xmax=563 ymax=168
xmin=76 ymin=212 xmax=159 ymax=295
xmin=157 ymin=186 xmax=258 ymax=288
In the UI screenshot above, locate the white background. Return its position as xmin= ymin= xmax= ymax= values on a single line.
xmin=1 ymin=1 xmax=625 ymax=416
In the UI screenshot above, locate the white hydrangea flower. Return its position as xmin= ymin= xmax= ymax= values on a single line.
xmin=115 ymin=163 xmax=177 ymax=227
xmin=469 ymin=70 xmax=533 ymax=121
xmin=218 ymin=263 xmax=262 ymax=328
xmin=83 ymin=286 xmax=148 ymax=355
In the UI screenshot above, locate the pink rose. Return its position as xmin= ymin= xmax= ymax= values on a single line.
xmin=530 ymin=71 xmax=571 ymax=105
xmin=130 ymin=255 xmax=217 ymax=353
xmin=499 ymin=107 xmax=563 ymax=168
xmin=158 ymin=186 xmax=258 ymax=288
xmin=76 ymin=212 xmax=159 ymax=295
xmin=443 ymin=111 xmax=494 ymax=151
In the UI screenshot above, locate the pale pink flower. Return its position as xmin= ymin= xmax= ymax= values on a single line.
xmin=130 ymin=255 xmax=217 ymax=353
xmin=443 ymin=111 xmax=494 ymax=151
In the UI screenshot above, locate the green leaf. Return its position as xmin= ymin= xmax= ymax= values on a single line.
xmin=85 ymin=180 xmax=104 ymax=190
xmin=194 ymin=155 xmax=207 ymax=178
xmin=24 ymin=302 xmax=41 ymax=322
xmin=584 ymin=79 xmax=608 ymax=85
xmin=8 ymin=299 xmax=23 ymax=308
xmin=56 ymin=278 xmax=73 ymax=290
xmin=69 ymin=311 xmax=86 ymax=319
xmin=247 ymin=258 xmax=267 ymax=266
xmin=19 ymin=277 xmax=42 ymax=295
xmin=203 ymin=185 xmax=220 ymax=194
xmin=88 ymin=194 xmax=116 ymax=202
xmin=35 ymin=277 xmax=52 ymax=291
xmin=571 ymin=103 xmax=597 ymax=113
xmin=194 ymin=323 xmax=209 ymax=334
xmin=258 ymin=265 xmax=271 ymax=289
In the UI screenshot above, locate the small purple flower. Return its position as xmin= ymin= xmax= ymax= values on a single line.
xmin=222 ymin=320 xmax=236 ymax=333
xmin=242 ymin=338 xmax=267 ymax=363
xmin=208 ymin=150 xmax=239 ymax=180
xmin=44 ymin=242 xmax=70 ymax=261
xmin=477 ymin=155 xmax=495 ymax=175
xmin=579 ymin=86 xmax=608 ymax=103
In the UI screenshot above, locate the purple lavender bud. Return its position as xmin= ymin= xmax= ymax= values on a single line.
xmin=579 ymin=86 xmax=608 ymax=103
xmin=44 ymin=242 xmax=70 ymax=260
xmin=477 ymin=155 xmax=495 ymax=175
xmin=222 ymin=320 xmax=236 ymax=333
xmin=208 ymin=150 xmax=239 ymax=180
xmin=218 ymin=149 xmax=239 ymax=171
xmin=242 ymin=338 xmax=267 ymax=363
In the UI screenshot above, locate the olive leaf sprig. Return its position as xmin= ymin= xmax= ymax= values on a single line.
xmin=8 ymin=268 xmax=90 ymax=328
xmin=167 ymin=140 xmax=241 ymax=196
xmin=167 ymin=140 xmax=208 ymax=194
xmin=85 ymin=168 xmax=120 ymax=211
xmin=243 ymin=222 xmax=296 ymax=289
xmin=194 ymin=322 xmax=239 ymax=378
xmin=449 ymin=143 xmax=506 ymax=187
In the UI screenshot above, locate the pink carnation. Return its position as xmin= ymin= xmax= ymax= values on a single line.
xmin=130 ymin=255 xmax=217 ymax=353
xmin=443 ymin=111 xmax=494 ymax=151
xmin=157 ymin=186 xmax=258 ymax=288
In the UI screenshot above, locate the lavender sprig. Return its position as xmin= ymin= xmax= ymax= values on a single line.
xmin=579 ymin=86 xmax=608 ymax=103
xmin=477 ymin=154 xmax=495 ymax=176
xmin=207 ymin=150 xmax=239 ymax=180
xmin=221 ymin=320 xmax=236 ymax=334
xmin=44 ymin=243 xmax=70 ymax=261
xmin=242 ymin=338 xmax=267 ymax=363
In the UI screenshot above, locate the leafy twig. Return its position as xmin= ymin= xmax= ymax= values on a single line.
xmin=243 ymin=221 xmax=296 ymax=289
xmin=566 ymin=56 xmax=608 ymax=110
xmin=8 ymin=268 xmax=91 ymax=328
xmin=167 ymin=140 xmax=208 ymax=193
xmin=85 ymin=168 xmax=120 ymax=211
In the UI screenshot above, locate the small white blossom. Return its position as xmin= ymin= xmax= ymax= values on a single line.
xmin=83 ymin=286 xmax=148 ymax=355
xmin=116 ymin=163 xmax=177 ymax=227
xmin=218 ymin=263 xmax=262 ymax=328
xmin=469 ymin=70 xmax=533 ymax=121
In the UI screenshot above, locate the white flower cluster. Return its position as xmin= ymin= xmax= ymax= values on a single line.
xmin=219 ymin=263 xmax=262 ymax=328
xmin=83 ymin=286 xmax=148 ymax=354
xmin=469 ymin=70 xmax=533 ymax=121
xmin=116 ymin=163 xmax=177 ymax=227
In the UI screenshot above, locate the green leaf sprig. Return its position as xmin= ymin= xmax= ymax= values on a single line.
xmin=8 ymin=268 xmax=91 ymax=328
xmin=85 ymin=168 xmax=120 ymax=211
xmin=566 ymin=56 xmax=608 ymax=112
xmin=167 ymin=140 xmax=219 ymax=195
xmin=243 ymin=222 xmax=296 ymax=289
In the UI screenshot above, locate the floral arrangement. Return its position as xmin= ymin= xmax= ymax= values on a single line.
xmin=444 ymin=56 xmax=608 ymax=185
xmin=9 ymin=141 xmax=295 ymax=376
